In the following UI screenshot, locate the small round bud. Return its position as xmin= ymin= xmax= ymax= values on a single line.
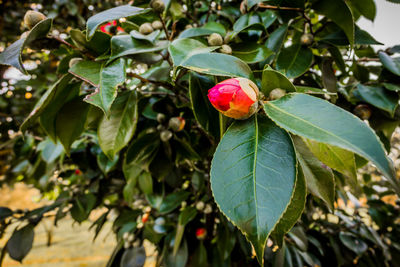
xmin=137 ymin=222 xmax=144 ymax=229
xmin=354 ymin=104 xmax=372 ymax=120
xmin=300 ymin=33 xmax=314 ymax=46
xmin=196 ymin=228 xmax=207 ymax=240
xmin=269 ymin=88 xmax=286 ymax=100
xmin=124 ymin=241 xmax=131 ymax=249
xmin=182 ymin=180 xmax=190 ymax=189
xmin=139 ymin=23 xmax=154 ymax=35
xmin=143 ymin=206 xmax=152 ymax=213
xmin=194 ymin=1 xmax=202 ymax=8
xmin=156 ymin=113 xmax=166 ymax=123
xmin=240 ymin=1 xmax=247 ymax=14
xmin=219 ymin=44 xmax=232 ymax=55
xmin=156 ymin=124 xmax=164 ymax=131
xmin=150 ymin=0 xmax=165 ymax=13
xmin=160 ymin=130 xmax=173 ymax=142
xmin=204 ymin=204 xmax=212 ymax=214
xmin=208 ymin=33 xmax=223 ymax=46
xmin=151 ymin=20 xmax=163 ymax=30
xmin=133 ymin=240 xmax=141 ymax=247
xmin=24 ymin=10 xmax=46 ymax=29
xmin=127 ymin=234 xmax=135 ymax=243
xmin=168 ymin=117 xmax=185 ymax=132
xmin=185 ymin=24 xmax=193 ymax=30
xmin=155 ymin=217 xmax=166 ymax=225
xmin=123 ymin=232 xmax=130 ymax=240
xmin=181 ymin=201 xmax=187 ymax=208
xmin=69 ymin=58 xmax=82 ymax=68
xmin=196 ymin=201 xmax=205 ymax=211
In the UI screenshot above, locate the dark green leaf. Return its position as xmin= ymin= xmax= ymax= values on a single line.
xmin=263 ymin=93 xmax=398 ymax=194
xmin=181 ymin=53 xmax=253 ymax=78
xmin=293 ymin=136 xmax=335 ymax=210
xmin=383 ymin=83 xmax=400 ymax=92
xmin=168 ymin=38 xmax=218 ymax=67
xmin=179 ymin=22 xmax=226 ymax=38
xmin=354 ymin=84 xmax=398 ymax=116
xmin=0 ymin=18 xmax=52 ymax=74
xmin=98 ymin=91 xmax=138 ymax=158
xmin=189 ymin=72 xmax=219 ymax=137
xmin=7 ymin=224 xmax=35 ymax=262
xmin=265 ymin=24 xmax=288 ymax=54
xmin=109 ymin=35 xmax=169 ymax=62
xmin=232 ymin=43 xmax=273 ymax=64
xmin=97 ymin=152 xmax=119 ymax=174
xmin=379 ymin=52 xmax=400 ymax=76
xmin=138 ymin=171 xmax=153 ymax=194
xmin=55 ymin=97 xmax=90 ymax=154
xmin=313 ymin=0 xmax=354 ymax=46
xmin=86 ymin=5 xmax=150 ymax=39
xmin=272 ymin=166 xmax=306 ymax=247
xmin=0 ymin=207 xmax=13 ymax=220
xmin=339 ymin=233 xmax=368 ymax=255
xmin=69 ymin=60 xmax=102 ymax=86
xmin=148 ymin=191 xmax=190 ymax=214
xmin=347 ymin=0 xmax=376 ymax=21
xmin=21 ymin=74 xmax=73 ymax=132
xmin=211 ymin=115 xmax=297 ymax=264
xmin=261 ymin=66 xmax=296 ymax=96
xmin=70 ymin=29 xmax=111 ymax=56
xmin=276 ymin=44 xmax=313 ymax=78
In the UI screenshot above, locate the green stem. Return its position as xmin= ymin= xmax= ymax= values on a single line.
xmin=219 ymin=113 xmax=225 ymax=140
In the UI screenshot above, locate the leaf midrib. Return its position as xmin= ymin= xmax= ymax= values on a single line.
xmin=253 ymin=115 xmax=260 ymax=238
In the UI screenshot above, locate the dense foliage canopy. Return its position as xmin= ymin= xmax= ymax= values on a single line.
xmin=1 ymin=0 xmax=400 ymax=266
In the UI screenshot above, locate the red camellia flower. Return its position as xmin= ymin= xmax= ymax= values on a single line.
xmin=195 ymin=228 xmax=207 ymax=240
xmin=74 ymin=169 xmax=82 ymax=175
xmin=100 ymin=20 xmax=124 ymax=35
xmin=207 ymin=78 xmax=259 ymax=119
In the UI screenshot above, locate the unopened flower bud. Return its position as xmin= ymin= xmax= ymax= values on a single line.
xmin=204 ymin=204 xmax=212 ymax=214
xmin=69 ymin=58 xmax=82 ymax=68
xmin=219 ymin=44 xmax=232 ymax=54
xmin=123 ymin=232 xmax=130 ymax=240
xmin=196 ymin=201 xmax=205 ymax=211
xmin=142 ymin=213 xmax=150 ymax=223
xmin=143 ymin=206 xmax=152 ymax=213
xmin=196 ymin=228 xmax=207 ymax=240
xmin=354 ymin=104 xmax=372 ymax=120
xmin=160 ymin=130 xmax=173 ymax=142
xmin=208 ymin=33 xmax=223 ymax=46
xmin=168 ymin=117 xmax=185 ymax=132
xmin=185 ymin=24 xmax=193 ymax=30
xmin=127 ymin=234 xmax=135 ymax=243
xmin=24 ymin=10 xmax=46 ymax=29
xmin=240 ymin=1 xmax=247 ymax=14
xmin=269 ymin=88 xmax=286 ymax=100
xmin=156 ymin=113 xmax=166 ymax=123
xmin=124 ymin=241 xmax=131 ymax=249
xmin=208 ymin=78 xmax=259 ymax=119
xmin=300 ymin=33 xmax=314 ymax=46
xmin=139 ymin=23 xmax=154 ymax=35
xmin=181 ymin=201 xmax=187 ymax=208
xmin=150 ymin=0 xmax=165 ymax=13
xmin=151 ymin=20 xmax=163 ymax=30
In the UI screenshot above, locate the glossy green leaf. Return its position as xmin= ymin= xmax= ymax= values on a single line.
xmin=188 ymin=72 xmax=219 ymax=137
xmin=383 ymin=83 xmax=400 ymax=92
xmin=181 ymin=53 xmax=253 ymax=78
xmin=354 ymin=84 xmax=398 ymax=116
xmin=293 ymin=136 xmax=335 ymax=210
xmin=0 ymin=207 xmax=13 ymax=220
xmin=130 ymin=30 xmax=160 ymax=44
xmin=295 ymin=86 xmax=336 ymax=96
xmin=0 ymin=18 xmax=52 ymax=74
xmin=261 ymin=67 xmax=296 ymax=95
xmin=123 ymin=132 xmax=160 ymax=183
xmin=173 ymin=207 xmax=197 ymax=255
xmin=263 ymin=93 xmax=398 ymax=194
xmin=339 ymin=233 xmax=368 ymax=255
xmin=228 ymin=13 xmax=265 ymax=40
xmin=379 ymin=52 xmax=400 ymax=76
xmin=313 ymin=0 xmax=354 ymax=46
xmin=39 ymin=81 xmax=81 ymax=141
xmin=55 ymin=97 xmax=90 ymax=154
xmin=276 ymin=44 xmax=313 ymax=78
xmin=70 ymin=29 xmax=111 ymax=56
xmin=138 ymin=171 xmax=153 ymax=194
xmin=20 ymin=74 xmax=74 ymax=133
xmin=109 ymin=35 xmax=169 ymax=62
xmin=232 ymin=43 xmax=273 ymax=64
xmin=355 ymin=26 xmax=383 ymax=45
xmin=265 ymin=24 xmax=288 ymax=54
xmin=99 ymin=58 xmax=126 ymax=115
xmin=271 ymin=166 xmax=306 ymax=247
xmin=303 ymin=139 xmax=357 ymax=181
xmin=86 ymin=5 xmax=150 ymax=39
xmin=98 ymin=91 xmax=138 ymax=159
xmin=179 ymin=22 xmax=226 ymax=38
xmin=168 ymin=38 xmax=218 ymax=67
xmin=211 ymin=115 xmax=297 ymax=264
xmin=69 ymin=60 xmax=102 ymax=86
xmin=97 ymin=152 xmax=119 ymax=174
xmin=347 ymin=0 xmax=376 ymax=21
xmin=147 ymin=191 xmax=191 ymax=214
xmin=7 ymin=224 xmax=34 ymax=262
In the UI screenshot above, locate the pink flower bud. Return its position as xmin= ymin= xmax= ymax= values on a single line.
xmin=207 ymin=78 xmax=259 ymax=119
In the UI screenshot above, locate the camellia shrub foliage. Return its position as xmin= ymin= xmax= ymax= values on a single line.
xmin=1 ymin=0 xmax=400 ymax=266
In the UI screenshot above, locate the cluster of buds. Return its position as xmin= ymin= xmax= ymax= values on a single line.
xmin=100 ymin=20 xmax=124 ymax=35
xmin=150 ymin=0 xmax=165 ymax=13
xmin=123 ymin=232 xmax=140 ymax=249
xmin=157 ymin=113 xmax=186 ymax=142
xmin=195 ymin=201 xmax=213 ymax=214
xmin=208 ymin=78 xmax=260 ymax=119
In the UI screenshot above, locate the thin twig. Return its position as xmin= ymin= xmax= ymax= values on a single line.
xmin=127 ymin=73 xmax=173 ymax=89
xmin=345 ymin=57 xmax=380 ymax=62
xmin=158 ymin=14 xmax=170 ymax=40
xmin=205 ymin=2 xmax=213 ymax=23
xmin=170 ymin=21 xmax=178 ymax=40
xmin=258 ymin=3 xmax=303 ymax=11
xmin=51 ymin=35 xmax=96 ymax=60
